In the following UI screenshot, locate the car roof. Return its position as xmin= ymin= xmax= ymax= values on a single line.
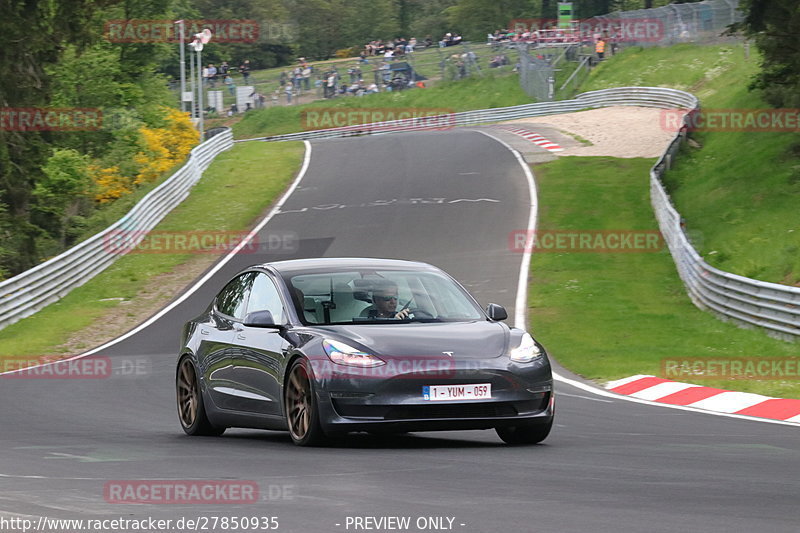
xmin=262 ymin=257 xmax=439 ymax=275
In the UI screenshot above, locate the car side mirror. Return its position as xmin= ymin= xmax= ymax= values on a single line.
xmin=486 ymin=303 xmax=508 ymax=321
xmin=243 ymin=310 xmax=282 ymax=328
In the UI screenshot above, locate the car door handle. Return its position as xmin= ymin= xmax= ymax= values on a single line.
xmin=236 ymin=334 xmax=246 ymax=341
xmin=200 ymin=329 xmax=210 ymax=335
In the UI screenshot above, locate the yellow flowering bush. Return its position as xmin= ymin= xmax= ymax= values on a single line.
xmin=91 ymin=165 xmax=132 ymax=204
xmin=134 ymin=107 xmax=199 ymax=185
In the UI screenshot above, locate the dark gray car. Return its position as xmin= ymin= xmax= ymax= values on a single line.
xmin=176 ymin=258 xmax=554 ymax=446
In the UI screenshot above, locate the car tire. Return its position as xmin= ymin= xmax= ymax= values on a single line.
xmin=285 ymin=358 xmax=327 ymax=446
xmin=176 ymin=356 xmax=225 ymax=436
xmin=495 ymin=419 xmax=552 ymax=445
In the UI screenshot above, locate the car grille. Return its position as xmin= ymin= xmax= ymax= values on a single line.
xmin=332 ymin=398 xmax=547 ymax=420
xmin=386 ymin=403 xmax=518 ymax=419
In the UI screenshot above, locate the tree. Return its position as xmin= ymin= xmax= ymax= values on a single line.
xmin=32 ymin=149 xmax=94 ymax=249
xmin=0 ymin=201 xmax=14 ymax=280
xmin=407 ymin=0 xmax=459 ymax=42
xmin=0 ymin=0 xmax=117 ymax=273
xmin=179 ymin=0 xmax=294 ymax=69
xmin=734 ymin=0 xmax=800 ymax=108
xmin=446 ymin=0 xmax=533 ymax=41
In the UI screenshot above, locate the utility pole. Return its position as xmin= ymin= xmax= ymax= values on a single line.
xmin=189 ymin=29 xmax=213 ymax=136
xmin=175 ymin=20 xmax=187 ymax=112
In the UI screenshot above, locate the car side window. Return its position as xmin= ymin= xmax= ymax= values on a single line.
xmin=216 ymin=272 xmax=257 ymax=320
xmin=246 ymin=273 xmax=286 ymax=325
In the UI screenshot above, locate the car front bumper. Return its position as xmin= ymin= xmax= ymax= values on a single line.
xmin=310 ymin=355 xmax=554 ymax=433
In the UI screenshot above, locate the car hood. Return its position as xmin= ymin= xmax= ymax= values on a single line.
xmin=312 ymin=320 xmax=509 ymax=360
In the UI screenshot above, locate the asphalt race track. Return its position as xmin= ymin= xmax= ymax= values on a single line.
xmin=1 ymin=130 xmax=798 ymax=533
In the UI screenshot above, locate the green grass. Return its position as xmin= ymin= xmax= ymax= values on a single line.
xmin=582 ymin=43 xmax=745 ymax=93
xmin=529 ymin=157 xmax=800 ymax=398
xmin=0 ymin=141 xmax=304 ymax=359
xmin=233 ymin=72 xmax=531 ymax=139
xmin=201 ymin=44 xmax=512 ymax=114
xmin=583 ymin=42 xmax=800 ymax=286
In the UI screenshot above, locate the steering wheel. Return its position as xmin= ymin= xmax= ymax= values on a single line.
xmin=405 ymin=308 xmax=434 ymax=319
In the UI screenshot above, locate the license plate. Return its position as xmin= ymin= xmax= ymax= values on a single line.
xmin=422 ymin=383 xmax=492 ymax=401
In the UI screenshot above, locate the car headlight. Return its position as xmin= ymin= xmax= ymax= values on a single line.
xmin=509 ymin=332 xmax=543 ymax=363
xmin=323 ymin=339 xmax=386 ymax=367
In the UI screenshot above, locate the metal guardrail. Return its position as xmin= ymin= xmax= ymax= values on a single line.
xmin=3 ymin=87 xmax=798 ymax=339
xmin=235 ymin=87 xmax=702 ymax=143
xmin=238 ymin=87 xmax=800 ymax=339
xmin=0 ymin=129 xmax=234 ymax=330
xmin=647 ymin=97 xmax=800 ymax=340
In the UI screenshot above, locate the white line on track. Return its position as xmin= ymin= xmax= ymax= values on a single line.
xmin=0 ymin=141 xmax=314 ymax=376
xmin=475 ymin=130 xmax=799 ymax=428
xmin=5 ymin=132 xmax=800 ymax=430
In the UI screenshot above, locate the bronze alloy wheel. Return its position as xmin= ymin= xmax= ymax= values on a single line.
xmin=284 ymin=359 xmax=325 ymax=446
xmin=176 ymin=356 xmax=225 ymax=436
xmin=177 ymin=358 xmax=198 ymax=428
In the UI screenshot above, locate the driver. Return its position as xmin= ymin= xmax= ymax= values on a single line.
xmin=360 ymin=280 xmax=411 ymax=319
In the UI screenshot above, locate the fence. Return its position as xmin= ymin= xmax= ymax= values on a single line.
xmin=519 ymin=49 xmax=556 ymax=101
xmin=237 ymin=87 xmax=799 ymax=339
xmin=648 ymin=107 xmax=800 ymax=341
xmin=518 ymin=0 xmax=743 ymax=101
xmin=0 ymin=129 xmax=234 ymax=331
xmin=236 ymin=86 xmax=694 ymax=143
xmin=175 ymin=42 xmax=515 ymax=114
xmin=590 ymin=0 xmax=743 ymax=48
xmin=3 ymin=87 xmax=797 ymax=338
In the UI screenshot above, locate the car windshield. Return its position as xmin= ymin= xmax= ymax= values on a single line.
xmin=285 ymin=269 xmax=485 ymax=325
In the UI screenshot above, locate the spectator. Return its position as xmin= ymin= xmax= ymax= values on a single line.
xmin=224 ymin=74 xmax=236 ymax=96
xmin=379 ymin=61 xmax=391 ymax=83
xmin=219 ymin=61 xmax=229 ymax=75
xmin=302 ymin=65 xmax=312 ymax=90
xmin=293 ymin=67 xmax=303 ymax=95
xmin=325 ymin=72 xmax=336 ymax=98
xmin=596 ymin=38 xmax=606 ymax=61
xmin=239 ymin=60 xmax=251 ymax=84
xmin=284 ymin=82 xmax=294 ymax=104
xmin=250 ymin=91 xmax=266 ymax=109
xmin=207 ymin=64 xmax=218 ymax=87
